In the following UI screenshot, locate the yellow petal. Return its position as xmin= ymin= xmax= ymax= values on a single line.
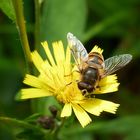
xmin=61 ymin=103 xmax=72 ymax=117
xmin=24 ymin=74 xmax=55 ymax=92
xmin=41 ymin=62 xmax=64 ymax=90
xmin=41 ymin=41 xmax=55 ymax=66
xmin=99 ymin=74 xmax=118 ymax=86
xmin=41 ymin=62 xmax=55 ymax=81
xmin=53 ymin=41 xmax=65 ymax=66
xmin=31 ymin=51 xmax=44 ymax=72
xmin=23 ymin=74 xmax=46 ymax=88
xmin=90 ymin=45 xmax=103 ymax=54
xmin=41 ymin=60 xmax=55 ymax=82
xmin=50 ymin=67 xmax=64 ymax=88
xmin=72 ymin=103 xmax=92 ymax=127
xmin=21 ymin=88 xmax=52 ymax=99
xmin=101 ymin=100 xmax=120 ymax=114
xmin=65 ymin=46 xmax=71 ymax=67
xmin=80 ymin=100 xmax=102 ymax=116
xmin=65 ymin=46 xmax=71 ymax=75
xmin=95 ymin=83 xmax=120 ymax=94
xmin=52 ymin=42 xmax=66 ymax=85
xmin=72 ymin=65 xmax=80 ymax=81
xmin=94 ymin=74 xmax=120 ymax=94
xmin=80 ymin=98 xmax=120 ymax=116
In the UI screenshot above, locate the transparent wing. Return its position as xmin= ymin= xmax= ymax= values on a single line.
xmin=67 ymin=32 xmax=88 ymax=65
xmin=103 ymin=54 xmax=132 ymax=76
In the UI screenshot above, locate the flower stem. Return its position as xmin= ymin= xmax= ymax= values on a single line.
xmin=34 ymin=0 xmax=40 ymax=50
xmin=52 ymin=118 xmax=66 ymax=140
xmin=12 ymin=0 xmax=32 ymax=73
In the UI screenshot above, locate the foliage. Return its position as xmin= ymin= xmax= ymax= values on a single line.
xmin=0 ymin=0 xmax=15 ymax=21
xmin=0 ymin=0 xmax=140 ymax=139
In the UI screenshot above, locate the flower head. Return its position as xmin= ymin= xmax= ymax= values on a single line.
xmin=21 ymin=41 xmax=120 ymax=127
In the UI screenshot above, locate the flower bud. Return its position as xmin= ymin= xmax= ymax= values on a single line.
xmin=37 ymin=116 xmax=55 ymax=129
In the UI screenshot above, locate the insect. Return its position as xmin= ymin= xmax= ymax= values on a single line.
xmin=67 ymin=32 xmax=132 ymax=94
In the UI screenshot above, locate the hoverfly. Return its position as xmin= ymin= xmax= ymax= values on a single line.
xmin=67 ymin=32 xmax=132 ymax=94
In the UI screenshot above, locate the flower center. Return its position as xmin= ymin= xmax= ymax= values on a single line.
xmin=56 ymin=82 xmax=84 ymax=104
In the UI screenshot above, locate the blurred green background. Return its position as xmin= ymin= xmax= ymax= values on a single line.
xmin=0 ymin=0 xmax=140 ymax=139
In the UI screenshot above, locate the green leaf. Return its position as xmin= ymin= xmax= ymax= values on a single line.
xmin=0 ymin=117 xmax=40 ymax=130
xmin=41 ymin=0 xmax=87 ymax=44
xmin=0 ymin=117 xmax=46 ymax=140
xmin=0 ymin=0 xmax=16 ymax=21
xmin=24 ymin=113 xmax=42 ymax=122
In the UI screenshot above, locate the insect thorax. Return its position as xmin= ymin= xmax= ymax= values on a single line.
xmin=88 ymin=52 xmax=104 ymax=65
xmin=78 ymin=67 xmax=99 ymax=93
xmin=83 ymin=66 xmax=99 ymax=82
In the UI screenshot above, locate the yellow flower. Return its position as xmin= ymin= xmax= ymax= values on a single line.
xmin=21 ymin=41 xmax=120 ymax=127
